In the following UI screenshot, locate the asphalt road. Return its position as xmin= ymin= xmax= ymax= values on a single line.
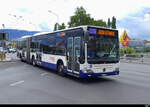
xmin=0 ymin=61 xmax=150 ymax=104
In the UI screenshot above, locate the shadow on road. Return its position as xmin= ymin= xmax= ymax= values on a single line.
xmin=68 ymin=76 xmax=116 ymax=84
xmin=18 ymin=60 xmax=117 ymax=84
xmin=34 ymin=64 xmax=115 ymax=84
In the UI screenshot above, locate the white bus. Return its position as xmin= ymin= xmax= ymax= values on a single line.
xmin=17 ymin=26 xmax=120 ymax=78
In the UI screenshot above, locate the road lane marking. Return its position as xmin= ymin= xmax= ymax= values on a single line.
xmin=10 ymin=80 xmax=24 ymax=86
xmin=40 ymin=73 xmax=48 ymax=76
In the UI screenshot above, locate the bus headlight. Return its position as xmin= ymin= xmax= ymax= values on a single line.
xmin=82 ymin=68 xmax=93 ymax=73
xmin=83 ymin=67 xmax=88 ymax=73
xmin=86 ymin=69 xmax=93 ymax=73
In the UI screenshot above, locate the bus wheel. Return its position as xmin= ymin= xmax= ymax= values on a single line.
xmin=20 ymin=54 xmax=23 ymax=62
xmin=32 ymin=57 xmax=36 ymax=66
xmin=57 ymin=63 xmax=65 ymax=76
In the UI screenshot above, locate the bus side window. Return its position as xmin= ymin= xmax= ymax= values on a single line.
xmin=74 ymin=37 xmax=81 ymax=57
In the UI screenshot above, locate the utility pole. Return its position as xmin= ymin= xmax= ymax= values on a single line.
xmin=48 ymin=10 xmax=59 ymax=30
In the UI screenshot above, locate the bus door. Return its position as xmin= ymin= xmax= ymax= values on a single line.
xmin=67 ymin=37 xmax=81 ymax=73
xmin=36 ymin=41 xmax=42 ymax=63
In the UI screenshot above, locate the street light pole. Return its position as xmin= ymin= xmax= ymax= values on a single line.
xmin=48 ymin=10 xmax=59 ymax=30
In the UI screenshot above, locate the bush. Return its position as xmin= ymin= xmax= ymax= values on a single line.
xmin=125 ymin=53 xmax=142 ymax=58
xmin=0 ymin=53 xmax=6 ymax=61
xmin=144 ymin=46 xmax=150 ymax=52
xmin=120 ymin=47 xmax=136 ymax=55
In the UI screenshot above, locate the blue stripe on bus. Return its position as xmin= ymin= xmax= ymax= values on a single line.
xmin=41 ymin=61 xmax=68 ymax=73
xmin=41 ymin=61 xmax=119 ymax=78
xmin=79 ymin=70 xmax=119 ymax=78
xmin=41 ymin=62 xmax=57 ymax=70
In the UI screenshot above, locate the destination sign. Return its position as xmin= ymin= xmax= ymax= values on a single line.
xmin=97 ymin=30 xmax=115 ymax=36
xmin=88 ymin=28 xmax=115 ymax=36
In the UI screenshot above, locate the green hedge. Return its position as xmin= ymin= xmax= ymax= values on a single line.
xmin=0 ymin=53 xmax=6 ymax=61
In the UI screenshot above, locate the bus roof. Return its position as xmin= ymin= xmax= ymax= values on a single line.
xmin=33 ymin=32 xmax=50 ymax=36
xmin=22 ymin=35 xmax=32 ymax=38
xmin=32 ymin=26 xmax=86 ymax=37
xmin=15 ymin=35 xmax=32 ymax=41
xmin=32 ymin=25 xmax=118 ymax=37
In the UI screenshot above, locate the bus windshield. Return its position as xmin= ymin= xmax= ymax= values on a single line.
xmin=87 ymin=34 xmax=119 ymax=64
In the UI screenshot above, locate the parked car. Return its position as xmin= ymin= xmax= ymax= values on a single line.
xmin=9 ymin=48 xmax=17 ymax=53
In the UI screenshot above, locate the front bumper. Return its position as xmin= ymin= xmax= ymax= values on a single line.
xmin=79 ymin=70 xmax=119 ymax=78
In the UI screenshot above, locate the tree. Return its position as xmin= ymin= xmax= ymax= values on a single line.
xmin=107 ymin=18 xmax=111 ymax=28
xmin=68 ymin=6 xmax=93 ymax=28
xmin=144 ymin=46 xmax=150 ymax=52
xmin=58 ymin=23 xmax=66 ymax=30
xmin=92 ymin=19 xmax=107 ymax=27
xmin=53 ymin=23 xmax=59 ymax=31
xmin=68 ymin=6 xmax=115 ymax=28
xmin=111 ymin=16 xmax=116 ymax=29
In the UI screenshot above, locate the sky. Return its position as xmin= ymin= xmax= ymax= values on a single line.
xmin=0 ymin=0 xmax=150 ymax=39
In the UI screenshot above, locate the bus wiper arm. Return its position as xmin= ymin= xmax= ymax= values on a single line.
xmin=109 ymin=44 xmax=116 ymax=55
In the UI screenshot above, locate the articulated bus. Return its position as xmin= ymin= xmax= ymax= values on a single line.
xmin=17 ymin=25 xmax=120 ymax=78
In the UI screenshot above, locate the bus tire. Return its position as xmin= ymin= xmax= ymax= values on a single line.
xmin=57 ymin=63 xmax=65 ymax=76
xmin=20 ymin=54 xmax=23 ymax=62
xmin=32 ymin=56 xmax=36 ymax=66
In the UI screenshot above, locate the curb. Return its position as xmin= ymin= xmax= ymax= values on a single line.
xmin=120 ymin=60 xmax=150 ymax=65
xmin=0 ymin=59 xmax=20 ymax=63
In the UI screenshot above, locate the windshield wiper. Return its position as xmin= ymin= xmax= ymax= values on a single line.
xmin=109 ymin=44 xmax=116 ymax=55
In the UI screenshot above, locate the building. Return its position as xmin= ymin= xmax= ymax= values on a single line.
xmin=128 ymin=40 xmax=145 ymax=52
xmin=144 ymin=40 xmax=150 ymax=47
